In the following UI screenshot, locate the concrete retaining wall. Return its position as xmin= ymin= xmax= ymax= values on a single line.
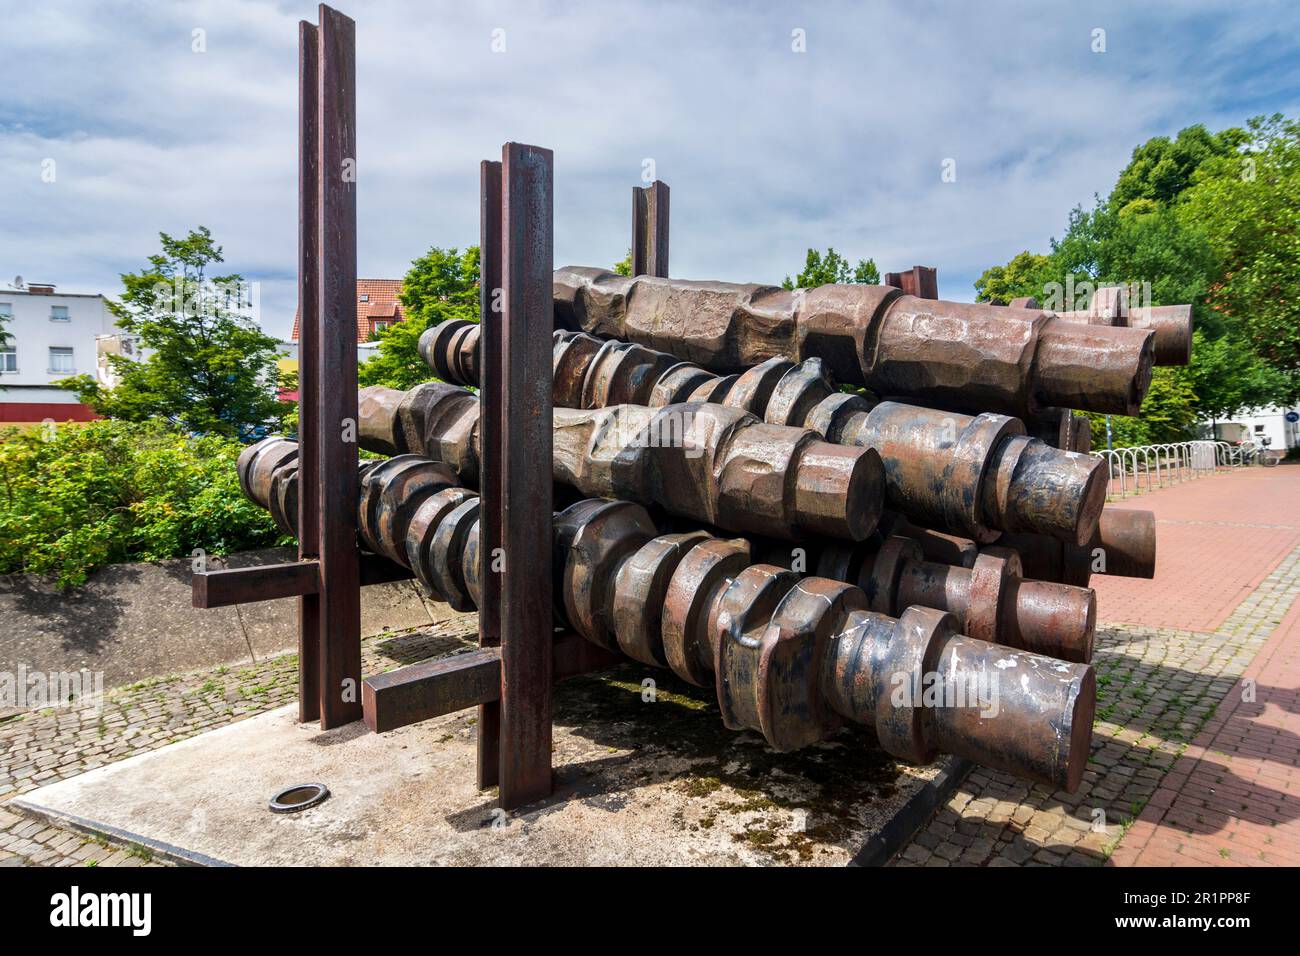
xmin=0 ymin=549 xmax=442 ymax=692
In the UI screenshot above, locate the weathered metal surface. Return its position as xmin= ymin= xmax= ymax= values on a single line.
xmin=414 ymin=325 xmax=1108 ymax=544
xmin=552 ymin=266 xmax=1155 ymax=417
xmin=1000 ymin=507 xmax=1157 ymax=586
xmin=632 ymin=181 xmax=669 ymax=278
xmin=356 ymin=384 xmax=884 ymax=543
xmin=313 ymin=4 xmax=362 ymax=729
xmin=754 ymin=532 xmax=1095 ymax=663
xmin=822 ymin=605 xmax=1093 ymax=791
xmin=192 ymin=560 xmax=320 ymax=609
xmin=363 ymin=647 xmax=502 ymax=733
xmin=883 ymin=266 xmax=938 ymax=300
xmin=847 ymin=402 xmax=1107 ymax=546
xmin=1042 ymin=286 xmax=1192 ymax=367
xmin=296 ymin=18 xmax=323 ymax=725
xmin=496 ymin=141 xmax=555 ymax=810
xmin=476 ymin=158 xmax=504 ymax=790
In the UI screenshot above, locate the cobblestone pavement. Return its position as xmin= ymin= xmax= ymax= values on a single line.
xmin=896 ymin=464 xmax=1300 ymax=867
xmin=0 ymin=615 xmax=477 ymax=867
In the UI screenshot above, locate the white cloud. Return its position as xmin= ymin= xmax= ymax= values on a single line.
xmin=2 ymin=0 xmax=1297 ymax=337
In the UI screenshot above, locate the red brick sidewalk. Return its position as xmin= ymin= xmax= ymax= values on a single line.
xmin=1110 ymin=587 xmax=1300 ymax=866
xmin=1092 ymin=466 xmax=1300 ymax=632
xmin=1102 ymin=463 xmax=1300 ymax=865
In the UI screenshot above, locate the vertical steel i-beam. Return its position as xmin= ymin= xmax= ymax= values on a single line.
xmin=497 ymin=143 xmax=555 ymax=809
xmin=632 ymin=180 xmax=670 ymax=278
xmin=475 ymin=159 xmax=504 ymax=789
xmin=315 ymin=4 xmax=362 ymax=728
xmin=295 ymin=19 xmax=322 ymax=724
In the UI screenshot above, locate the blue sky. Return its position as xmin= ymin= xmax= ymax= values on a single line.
xmin=3 ymin=0 xmax=1299 ymax=339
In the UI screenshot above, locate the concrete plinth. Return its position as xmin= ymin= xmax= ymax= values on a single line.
xmin=12 ymin=665 xmax=967 ymax=866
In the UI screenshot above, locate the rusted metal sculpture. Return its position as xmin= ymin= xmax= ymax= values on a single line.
xmin=751 ymin=534 xmax=1095 ymax=662
xmin=357 ymin=382 xmax=885 ymax=542
xmin=238 ymin=443 xmax=1095 ymax=791
xmin=421 ymin=324 xmax=1108 ymax=545
xmin=885 ymin=508 xmax=1157 ymax=588
xmin=1009 ymin=287 xmax=1192 ymax=367
xmin=550 ymin=267 xmax=1155 ymax=417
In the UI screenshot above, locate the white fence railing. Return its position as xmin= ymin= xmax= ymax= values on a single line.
xmin=1094 ymin=440 xmax=1242 ymax=498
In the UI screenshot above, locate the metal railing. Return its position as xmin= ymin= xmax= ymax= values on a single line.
xmin=1095 ymin=440 xmax=1241 ymax=498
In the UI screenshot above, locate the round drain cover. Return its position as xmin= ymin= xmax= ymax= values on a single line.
xmin=268 ymin=782 xmax=330 ymax=814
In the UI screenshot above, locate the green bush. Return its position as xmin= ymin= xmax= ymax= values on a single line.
xmin=0 ymin=419 xmax=288 ymax=586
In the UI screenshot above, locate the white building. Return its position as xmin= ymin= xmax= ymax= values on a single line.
xmin=0 ymin=281 xmax=117 ymax=425
xmin=1202 ymin=406 xmax=1300 ymax=453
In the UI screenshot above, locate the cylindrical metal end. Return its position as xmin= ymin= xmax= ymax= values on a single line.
xmin=1092 ymin=507 xmax=1157 ymax=578
xmin=986 ymin=438 xmax=1109 ymax=546
xmin=1034 ymin=322 xmax=1155 ymax=415
xmin=1010 ymin=579 xmax=1096 ymax=663
xmin=1128 ymin=304 xmax=1193 ymax=366
xmin=418 ymin=318 xmax=480 ymax=385
xmin=793 ymin=442 xmax=883 ymax=540
xmin=926 ymin=637 xmax=1096 ymax=792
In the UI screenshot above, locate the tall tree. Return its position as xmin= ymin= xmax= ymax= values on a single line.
xmin=974 ymin=116 xmax=1299 ymax=440
xmin=783 ymin=248 xmax=880 ymax=289
xmin=61 ymin=227 xmax=289 ymax=437
xmin=357 ymin=245 xmax=479 ymax=391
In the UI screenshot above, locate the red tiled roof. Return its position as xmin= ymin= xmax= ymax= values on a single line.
xmin=291 ymin=279 xmax=405 ymax=343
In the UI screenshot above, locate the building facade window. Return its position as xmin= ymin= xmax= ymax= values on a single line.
xmin=0 ymin=303 xmax=12 ymax=320
xmin=49 ymin=347 xmax=74 ymax=373
xmin=50 ymin=305 xmax=70 ymax=321
xmin=0 ymin=347 xmax=16 ymax=373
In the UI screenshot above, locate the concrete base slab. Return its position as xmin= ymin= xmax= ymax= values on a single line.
xmin=13 ymin=665 xmax=966 ymax=866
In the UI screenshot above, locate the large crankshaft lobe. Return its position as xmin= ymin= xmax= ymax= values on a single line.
xmin=419 ymin=322 xmax=1109 ymax=546
xmin=552 ymin=266 xmax=1155 ymax=417
xmin=356 ymin=383 xmax=885 ymax=542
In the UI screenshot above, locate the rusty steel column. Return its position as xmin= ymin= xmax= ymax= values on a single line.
xmin=497 ymin=142 xmax=555 ymax=810
xmin=314 ymin=4 xmax=361 ymax=729
xmin=295 ymin=18 xmax=322 ymax=724
xmin=632 ymin=180 xmax=669 ymax=278
xmin=884 ymin=265 xmax=938 ymax=300
xmin=476 ymin=159 xmax=503 ymax=790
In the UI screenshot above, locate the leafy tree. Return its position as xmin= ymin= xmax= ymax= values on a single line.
xmin=973 ymin=251 xmax=1058 ymax=304
xmin=357 ymin=245 xmax=479 ymax=391
xmin=613 ymin=250 xmax=632 ymax=276
xmin=0 ymin=419 xmax=285 ymax=585
xmin=1178 ymin=115 xmax=1300 ymax=374
xmin=975 ymin=114 xmax=1300 ymax=440
xmin=783 ymin=248 xmax=879 ymax=289
xmin=1109 ymin=123 xmax=1246 ymax=213
xmin=60 ymin=227 xmax=289 ymax=437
